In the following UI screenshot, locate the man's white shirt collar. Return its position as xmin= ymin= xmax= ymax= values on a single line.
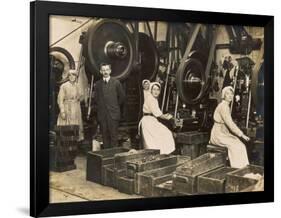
xmin=103 ymin=76 xmax=110 ymax=83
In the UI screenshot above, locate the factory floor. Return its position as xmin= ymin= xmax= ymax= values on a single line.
xmin=49 ymin=155 xmax=144 ymax=203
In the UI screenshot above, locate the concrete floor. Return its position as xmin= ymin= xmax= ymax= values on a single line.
xmin=50 ymin=155 xmax=144 ymax=203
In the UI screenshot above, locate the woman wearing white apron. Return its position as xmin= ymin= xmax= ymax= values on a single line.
xmin=57 ymin=69 xmax=84 ymax=141
xmin=139 ymin=82 xmax=175 ymax=154
xmin=210 ymin=86 xmax=250 ymax=168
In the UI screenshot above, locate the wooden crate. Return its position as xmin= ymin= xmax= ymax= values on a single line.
xmin=86 ymin=147 xmax=129 ymax=184
xmin=176 ymin=153 xmax=226 ymax=176
xmin=135 ymin=164 xmax=178 ymax=196
xmin=250 ymin=141 xmax=264 ymax=166
xmin=116 ymin=176 xmax=135 ymax=195
xmin=54 ymin=125 xmax=79 ymax=141
xmin=103 ymin=165 xmax=127 ymax=188
xmin=173 ymin=153 xmax=226 ymax=195
xmin=134 ymin=155 xmax=191 ymax=196
xmin=126 ymin=154 xmax=178 ymax=178
xmin=197 ymin=167 xmax=237 ymax=194
xmin=176 ymin=131 xmax=209 ymax=145
xmin=50 ymin=143 xmax=77 ymax=172
xmin=226 ymin=165 xmax=264 ymax=193
xmin=181 ymin=144 xmax=207 ymax=160
xmin=153 ymin=180 xmax=179 ymax=197
xmin=114 ymin=149 xmax=160 ymax=170
xmin=50 ymin=125 xmax=79 ymax=172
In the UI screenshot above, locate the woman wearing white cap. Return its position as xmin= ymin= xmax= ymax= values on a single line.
xmin=57 ymin=69 xmax=84 ymax=141
xmin=139 ymin=82 xmax=175 ymax=154
xmin=142 ymin=79 xmax=151 ymax=102
xmin=210 ymin=86 xmax=249 ymax=168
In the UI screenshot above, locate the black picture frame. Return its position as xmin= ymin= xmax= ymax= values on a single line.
xmin=30 ymin=0 xmax=274 ymax=217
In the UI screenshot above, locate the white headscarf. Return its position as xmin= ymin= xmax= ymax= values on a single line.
xmin=221 ymin=86 xmax=234 ymax=99
xmin=149 ymin=82 xmax=161 ymax=93
xmin=142 ymin=79 xmax=150 ymax=86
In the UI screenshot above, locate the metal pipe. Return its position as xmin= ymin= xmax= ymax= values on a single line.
xmin=231 ymin=66 xmax=238 ymax=112
xmin=161 ymin=26 xmax=173 ymax=111
xmin=161 ymin=62 xmax=171 ymax=111
xmin=134 ymin=21 xmax=139 ymax=64
xmin=174 ymin=93 xmax=179 ymax=119
xmin=154 ymin=21 xmax=158 ymax=41
xmin=145 ymin=22 xmax=154 ymax=40
xmin=246 ymin=90 xmax=251 ymax=128
xmin=87 ymin=75 xmax=94 ymax=120
xmin=76 ymin=45 xmax=84 ymax=77
xmin=165 ymin=86 xmax=171 ymax=112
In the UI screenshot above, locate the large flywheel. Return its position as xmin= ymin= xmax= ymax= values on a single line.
xmin=175 ymin=57 xmax=207 ymax=105
xmin=83 ymin=19 xmax=135 ymax=81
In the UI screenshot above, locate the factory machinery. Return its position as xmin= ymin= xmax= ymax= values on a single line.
xmin=49 ymin=18 xmax=265 ymax=194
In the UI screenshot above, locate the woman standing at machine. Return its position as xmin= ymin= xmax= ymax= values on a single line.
xmin=139 ymin=82 xmax=175 ymax=154
xmin=57 ymin=69 xmax=84 ymax=141
xmin=210 ymin=86 xmax=250 ymax=168
xmin=142 ymin=79 xmax=151 ymax=103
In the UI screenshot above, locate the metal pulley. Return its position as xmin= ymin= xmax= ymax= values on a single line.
xmin=83 ymin=19 xmax=135 ymax=81
xmin=175 ymin=57 xmax=207 ymax=105
xmin=138 ymin=32 xmax=159 ymax=81
xmin=49 ymin=46 xmax=76 ymax=84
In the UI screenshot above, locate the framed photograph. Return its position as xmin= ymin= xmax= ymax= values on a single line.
xmin=30 ymin=0 xmax=274 ymax=217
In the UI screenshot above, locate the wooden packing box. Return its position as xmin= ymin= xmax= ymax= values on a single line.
xmin=103 ymin=164 xmax=127 ymax=188
xmin=116 ymin=155 xmax=190 ymax=196
xmin=114 ymin=149 xmax=160 ymax=170
xmin=197 ymin=167 xmax=237 ymax=194
xmin=225 ymin=165 xmax=264 ymax=193
xmin=181 ymin=144 xmax=207 ymax=160
xmin=54 ymin=125 xmax=79 ymax=141
xmin=173 ymin=153 xmax=226 ymax=195
xmin=86 ymin=147 xmax=130 ymax=184
xmin=50 ymin=140 xmax=78 ymax=172
xmin=116 ymin=176 xmax=135 ymax=195
xmin=134 ymin=156 xmax=190 ymax=197
xmin=135 ymin=164 xmax=177 ymax=197
xmin=206 ymin=144 xmax=228 ymax=156
xmin=50 ymin=145 xmax=77 ymax=172
xmin=176 ymin=131 xmax=209 ymax=145
xmin=153 ymin=180 xmax=178 ymax=197
xmin=126 ymin=154 xmax=178 ymax=178
xmin=175 ymin=153 xmax=226 ymax=176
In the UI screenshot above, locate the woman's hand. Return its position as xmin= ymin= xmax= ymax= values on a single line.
xmin=164 ymin=113 xmax=173 ymax=120
xmin=60 ymin=112 xmax=66 ymax=120
xmin=241 ymin=134 xmax=250 ymax=141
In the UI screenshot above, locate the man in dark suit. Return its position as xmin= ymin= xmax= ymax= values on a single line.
xmin=94 ymin=63 xmax=125 ymax=148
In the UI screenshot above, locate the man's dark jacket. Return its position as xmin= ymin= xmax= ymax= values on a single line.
xmin=94 ymin=77 xmax=125 ymax=122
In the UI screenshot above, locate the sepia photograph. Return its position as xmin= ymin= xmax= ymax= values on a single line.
xmin=48 ymin=14 xmax=265 ymax=203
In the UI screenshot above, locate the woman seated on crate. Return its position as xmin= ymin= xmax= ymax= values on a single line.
xmin=138 ymin=82 xmax=175 ymax=154
xmin=210 ymin=86 xmax=250 ymax=168
xmin=57 ymin=69 xmax=84 ymax=141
